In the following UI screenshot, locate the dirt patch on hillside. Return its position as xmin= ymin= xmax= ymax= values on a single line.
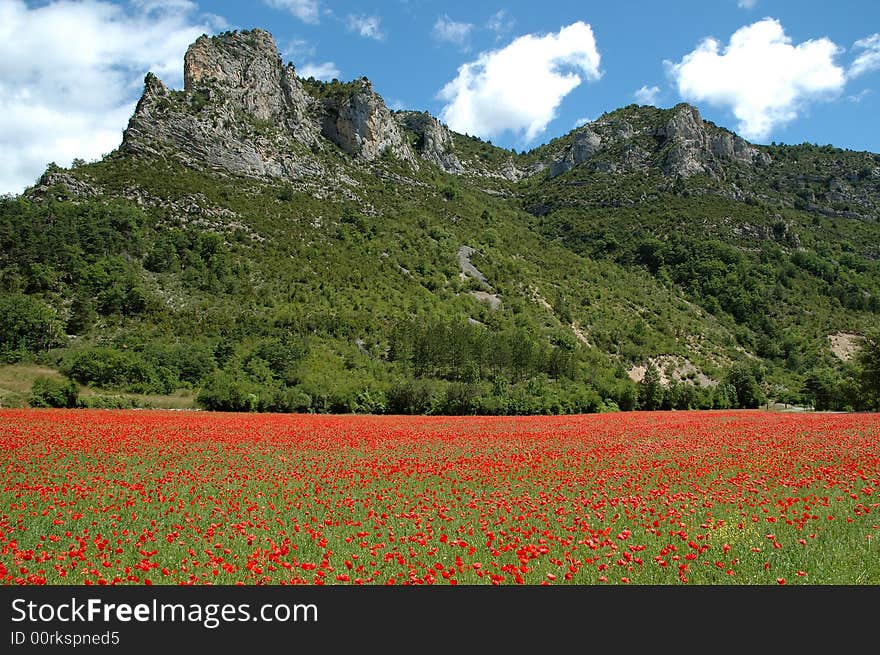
xmin=529 ymin=286 xmax=554 ymax=312
xmin=828 ymin=332 xmax=862 ymax=361
xmin=628 ymin=355 xmax=717 ymax=388
xmin=571 ymin=323 xmax=592 ymax=347
xmin=469 ymin=291 xmax=502 ymax=310
xmin=458 ymin=245 xmax=492 ymax=290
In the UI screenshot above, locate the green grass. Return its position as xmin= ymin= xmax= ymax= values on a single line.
xmin=0 ymin=364 xmax=198 ymax=410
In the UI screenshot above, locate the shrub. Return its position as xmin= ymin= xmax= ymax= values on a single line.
xmin=388 ymin=379 xmax=440 ymax=414
xmin=62 ymin=347 xmax=159 ymax=393
xmin=261 ymin=386 xmax=312 ymax=413
xmin=30 ymin=377 xmax=78 ymax=408
xmin=77 ymin=395 xmax=140 ymax=409
xmin=197 ymin=371 xmax=261 ymax=412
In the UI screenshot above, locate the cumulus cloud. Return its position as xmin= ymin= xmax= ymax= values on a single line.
xmin=849 ymin=33 xmax=880 ymax=78
xmin=346 ymin=14 xmax=384 ymax=41
xmin=634 ymin=84 xmax=661 ymax=105
xmin=433 ymin=15 xmax=473 ymax=49
xmin=438 ymin=22 xmax=602 ymax=142
xmin=667 ymin=18 xmax=845 ymax=141
xmin=262 ymin=0 xmax=319 ymax=24
xmin=0 ymin=0 xmax=219 ymax=195
xmin=298 ymin=61 xmax=340 ymax=81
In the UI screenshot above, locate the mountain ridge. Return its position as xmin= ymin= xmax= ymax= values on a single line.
xmin=3 ymin=27 xmax=879 ymax=413
xmin=114 ymin=29 xmax=880 ymax=223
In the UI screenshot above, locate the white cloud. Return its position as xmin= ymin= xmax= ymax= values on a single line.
xmin=634 ymin=84 xmax=661 ymax=105
xmin=0 ymin=0 xmax=218 ymax=195
xmin=667 ymin=18 xmax=845 ymax=141
xmin=438 ymin=22 xmax=602 ymax=142
xmin=486 ymin=10 xmax=514 ymax=36
xmin=849 ymin=33 xmax=880 ymax=78
xmin=737 ymin=0 xmax=758 ymax=9
xmin=433 ymin=15 xmax=473 ymax=49
xmin=346 ymin=14 xmax=384 ymax=41
xmin=573 ymin=116 xmax=591 ymax=128
xmin=298 ymin=61 xmax=340 ymax=81
xmin=262 ymin=0 xmax=319 ymax=24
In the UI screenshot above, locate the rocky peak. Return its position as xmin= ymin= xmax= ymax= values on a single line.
xmin=395 ymin=111 xmax=463 ymax=174
xmin=184 ymin=29 xmax=286 ymax=121
xmin=122 ymin=27 xmax=427 ymax=179
xmin=122 ymin=28 xmax=324 ymax=181
xmin=658 ymin=104 xmax=769 ymax=178
xmin=547 ymin=103 xmax=770 ymax=180
xmin=143 ymin=71 xmax=168 ymax=98
xmin=319 ymin=79 xmax=418 ymax=167
xmin=661 ymin=104 xmax=704 ymax=143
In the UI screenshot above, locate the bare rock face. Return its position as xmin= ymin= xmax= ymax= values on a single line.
xmin=549 ymin=127 xmax=602 ymax=178
xmin=659 ymin=104 xmax=768 ymax=178
xmin=123 ymin=30 xmax=326 ymax=180
xmin=396 ymin=111 xmax=463 ymax=174
xmin=547 ymin=104 xmax=771 ymax=180
xmin=660 ymin=105 xmax=709 ymax=177
xmin=320 ymin=79 xmax=418 ymax=167
xmin=123 ymin=29 xmax=426 ymax=179
xmin=184 ymin=30 xmax=318 ymax=140
xmin=184 ymin=30 xmax=286 ymax=122
xmin=123 ymin=71 xmax=321 ymax=179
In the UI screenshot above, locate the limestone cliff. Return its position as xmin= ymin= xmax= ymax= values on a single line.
xmin=548 ymin=104 xmax=770 ymax=180
xmin=395 ymin=111 xmax=463 ymax=174
xmin=319 ymin=79 xmax=418 ymax=167
xmin=122 ymin=29 xmax=419 ymax=181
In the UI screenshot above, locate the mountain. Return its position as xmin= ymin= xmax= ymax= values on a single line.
xmin=2 ymin=28 xmax=879 ymax=413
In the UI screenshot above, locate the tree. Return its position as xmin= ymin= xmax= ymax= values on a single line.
xmin=724 ymin=363 xmax=765 ymax=409
xmin=802 ymin=367 xmax=841 ymax=411
xmin=857 ymin=332 xmax=880 ymax=410
xmin=0 ymin=293 xmax=63 ymax=360
xmin=638 ymin=362 xmax=663 ymax=410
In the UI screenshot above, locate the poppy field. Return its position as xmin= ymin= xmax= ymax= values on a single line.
xmin=0 ymin=409 xmax=878 ymax=585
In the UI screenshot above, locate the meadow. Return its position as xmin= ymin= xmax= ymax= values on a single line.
xmin=1 ymin=409 xmax=877 ymax=585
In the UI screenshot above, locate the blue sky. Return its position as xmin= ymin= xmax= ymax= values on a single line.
xmin=2 ymin=0 xmax=879 ymax=193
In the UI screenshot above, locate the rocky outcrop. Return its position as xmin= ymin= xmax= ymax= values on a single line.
xmin=122 ymin=30 xmax=326 ymax=181
xmin=27 ymin=170 xmax=99 ymax=201
xmin=118 ymin=27 xmax=803 ymax=204
xmin=549 ymin=127 xmax=602 ymax=177
xmin=320 ymin=80 xmax=418 ymax=167
xmin=396 ymin=111 xmax=463 ymax=174
xmin=184 ymin=30 xmax=288 ymax=122
xmin=123 ymin=73 xmax=322 ymax=179
xmin=547 ymin=104 xmax=771 ymax=180
xmin=122 ymin=29 xmax=427 ymax=179
xmin=658 ymin=104 xmax=769 ymax=178
xmin=183 ymin=29 xmax=319 ymax=141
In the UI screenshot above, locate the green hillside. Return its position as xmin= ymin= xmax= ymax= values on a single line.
xmin=2 ymin=29 xmax=878 ymax=413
